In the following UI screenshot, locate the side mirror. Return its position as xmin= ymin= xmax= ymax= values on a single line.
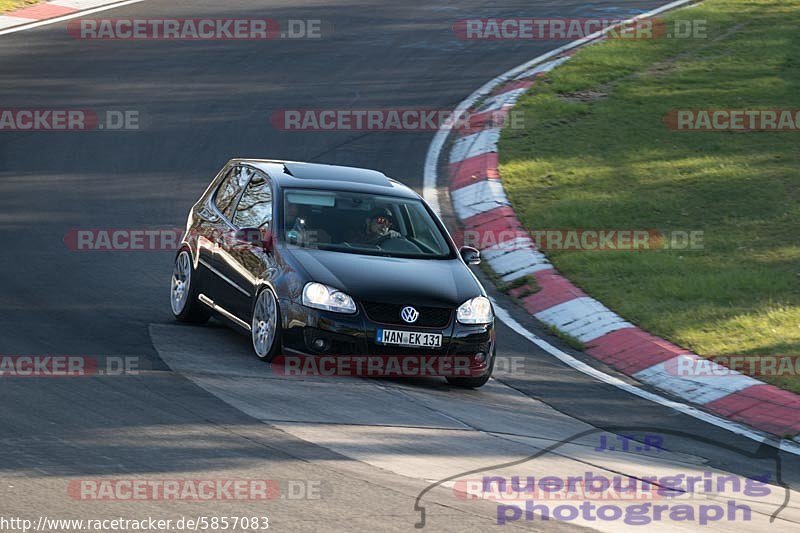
xmin=459 ymin=246 xmax=481 ymax=265
xmin=236 ymin=228 xmax=273 ymax=252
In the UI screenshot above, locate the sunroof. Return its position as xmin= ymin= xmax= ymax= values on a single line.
xmin=282 ymin=162 xmax=391 ymax=186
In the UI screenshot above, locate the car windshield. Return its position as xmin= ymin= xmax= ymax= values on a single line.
xmin=282 ymin=189 xmax=454 ymax=259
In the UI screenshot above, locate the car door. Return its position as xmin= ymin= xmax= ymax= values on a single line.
xmin=213 ymin=167 xmax=276 ymax=321
xmin=193 ymin=164 xmax=246 ymax=300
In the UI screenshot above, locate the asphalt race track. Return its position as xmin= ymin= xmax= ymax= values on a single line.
xmin=1 ymin=1 xmax=798 ymax=531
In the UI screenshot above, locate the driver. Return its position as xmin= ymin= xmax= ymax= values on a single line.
xmin=352 ymin=207 xmax=401 ymax=244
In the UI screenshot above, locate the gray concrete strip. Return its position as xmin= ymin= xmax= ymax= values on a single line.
xmin=149 ymin=324 xmax=471 ymax=429
xmin=150 ymin=322 xmax=799 ymax=532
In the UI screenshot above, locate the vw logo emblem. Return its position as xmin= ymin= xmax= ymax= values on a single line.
xmin=400 ymin=306 xmax=419 ymax=324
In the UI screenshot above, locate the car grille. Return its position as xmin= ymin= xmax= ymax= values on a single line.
xmin=361 ymin=302 xmax=452 ymax=328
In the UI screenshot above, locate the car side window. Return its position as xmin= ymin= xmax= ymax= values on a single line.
xmin=214 ymin=165 xmax=242 ymax=219
xmin=233 ymin=171 xmax=273 ymax=229
xmin=405 ymin=203 xmax=448 ymax=252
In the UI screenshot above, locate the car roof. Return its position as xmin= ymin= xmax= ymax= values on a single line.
xmin=229 ymin=158 xmax=420 ymax=199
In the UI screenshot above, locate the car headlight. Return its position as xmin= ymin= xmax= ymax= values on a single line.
xmin=457 ymin=296 xmax=493 ymax=324
xmin=302 ymin=282 xmax=357 ymax=314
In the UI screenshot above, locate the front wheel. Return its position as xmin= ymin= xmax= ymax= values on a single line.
xmin=251 ymin=288 xmax=282 ymax=361
xmin=171 ymin=249 xmax=210 ymax=323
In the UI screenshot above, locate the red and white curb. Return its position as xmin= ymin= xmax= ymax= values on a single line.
xmin=425 ymin=0 xmax=800 ymax=450
xmin=0 ymin=0 xmax=145 ymax=34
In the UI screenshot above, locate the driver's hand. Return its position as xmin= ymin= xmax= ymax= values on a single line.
xmin=388 ymin=229 xmax=401 ymax=238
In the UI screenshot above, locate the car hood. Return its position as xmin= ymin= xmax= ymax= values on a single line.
xmin=284 ymin=248 xmax=483 ymax=308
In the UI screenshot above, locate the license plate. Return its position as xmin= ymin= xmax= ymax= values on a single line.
xmin=377 ymin=329 xmax=442 ymax=348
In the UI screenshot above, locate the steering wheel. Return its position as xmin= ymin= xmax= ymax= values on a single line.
xmin=374 ymin=233 xmax=397 ymax=247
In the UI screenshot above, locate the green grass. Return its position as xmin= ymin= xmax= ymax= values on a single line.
xmin=0 ymin=0 xmax=39 ymax=12
xmin=498 ymin=274 xmax=539 ymax=294
xmin=547 ymin=325 xmax=586 ymax=352
xmin=500 ymin=0 xmax=800 ymax=393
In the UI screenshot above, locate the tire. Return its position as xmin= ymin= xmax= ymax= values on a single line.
xmin=251 ymin=288 xmax=282 ymax=361
xmin=446 ymin=346 xmax=495 ymax=389
xmin=170 ymin=249 xmax=210 ymax=324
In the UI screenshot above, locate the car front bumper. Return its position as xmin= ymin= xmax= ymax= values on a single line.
xmin=278 ymin=298 xmax=495 ymax=377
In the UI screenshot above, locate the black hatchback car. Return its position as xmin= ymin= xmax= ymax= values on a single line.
xmin=170 ymin=159 xmax=495 ymax=387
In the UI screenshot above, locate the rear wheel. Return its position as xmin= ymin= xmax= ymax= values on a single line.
xmin=446 ymin=346 xmax=495 ymax=389
xmin=170 ymin=249 xmax=210 ymax=323
xmin=252 ymin=288 xmax=282 ymax=361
